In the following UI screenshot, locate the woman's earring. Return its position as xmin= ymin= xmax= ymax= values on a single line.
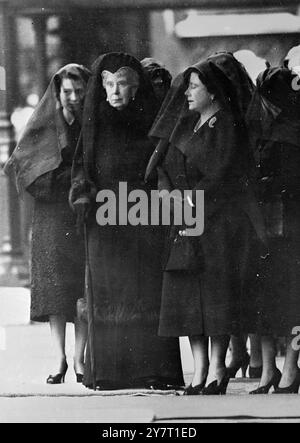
xmin=132 ymin=95 xmax=135 ymax=101
xmin=211 ymin=95 xmax=215 ymax=102
xmin=106 ymin=97 xmax=109 ymax=102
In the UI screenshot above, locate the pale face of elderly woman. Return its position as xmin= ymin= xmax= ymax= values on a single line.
xmin=185 ymin=72 xmax=213 ymax=114
xmin=59 ymin=78 xmax=86 ymax=114
xmin=102 ymin=69 xmax=139 ymax=111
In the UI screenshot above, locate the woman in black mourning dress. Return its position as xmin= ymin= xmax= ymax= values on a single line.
xmin=70 ymin=52 xmax=184 ymax=390
xmin=247 ymin=66 xmax=300 ymax=394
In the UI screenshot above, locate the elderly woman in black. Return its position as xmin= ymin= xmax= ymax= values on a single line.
xmin=70 ymin=52 xmax=184 ymax=390
xmin=146 ymin=52 xmax=265 ymax=395
xmin=247 ymin=66 xmax=300 ymax=394
xmin=4 ymin=64 xmax=91 ymax=383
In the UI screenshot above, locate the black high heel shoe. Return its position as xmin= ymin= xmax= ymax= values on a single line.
xmin=184 ymin=378 xmax=207 ymax=395
xmin=249 ymin=365 xmax=263 ymax=379
xmin=76 ymin=373 xmax=84 ymax=383
xmin=46 ymin=361 xmax=68 ymax=384
xmin=200 ymin=375 xmax=230 ymax=395
xmin=273 ymin=370 xmax=300 ymax=394
xmin=249 ymin=368 xmax=281 ymax=394
xmin=226 ymin=353 xmax=250 ymax=378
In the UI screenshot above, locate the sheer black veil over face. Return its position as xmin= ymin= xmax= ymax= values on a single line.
xmin=246 ymin=66 xmax=300 ymax=147
xmin=141 ymin=57 xmax=172 ymax=104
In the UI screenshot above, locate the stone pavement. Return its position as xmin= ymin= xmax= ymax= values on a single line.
xmin=1 ymin=286 xmax=300 ymax=423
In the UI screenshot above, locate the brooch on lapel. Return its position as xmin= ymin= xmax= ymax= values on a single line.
xmin=208 ymin=116 xmax=217 ymax=128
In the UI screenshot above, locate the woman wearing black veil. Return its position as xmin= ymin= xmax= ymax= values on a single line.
xmin=146 ymin=52 xmax=266 ymax=395
xmin=140 ymin=57 xmax=172 ymax=105
xmin=70 ymin=52 xmax=184 ymax=390
xmin=247 ymin=66 xmax=300 ymax=394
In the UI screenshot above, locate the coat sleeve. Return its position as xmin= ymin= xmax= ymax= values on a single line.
xmin=69 ymin=132 xmax=97 ymax=210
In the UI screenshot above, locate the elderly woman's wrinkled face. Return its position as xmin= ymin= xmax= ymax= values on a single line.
xmin=102 ymin=69 xmax=139 ymax=111
xmin=185 ymin=72 xmax=213 ymax=113
xmin=59 ymin=78 xmax=86 ymax=114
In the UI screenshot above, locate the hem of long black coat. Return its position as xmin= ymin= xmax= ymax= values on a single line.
xmin=30 ymin=314 xmax=76 ymax=323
